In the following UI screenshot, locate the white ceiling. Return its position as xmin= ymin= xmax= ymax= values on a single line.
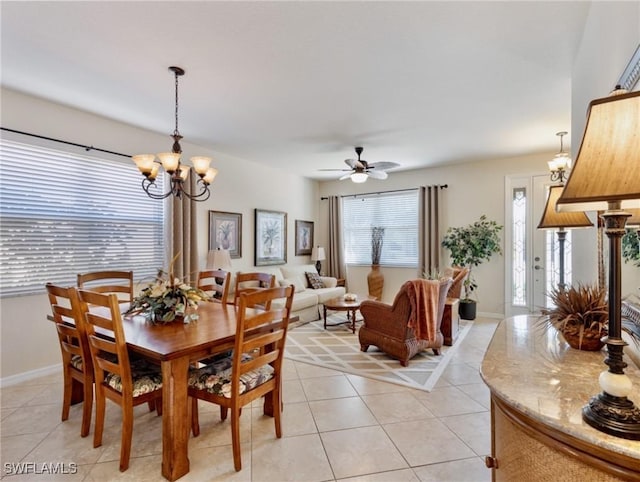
xmin=1 ymin=1 xmax=592 ymax=180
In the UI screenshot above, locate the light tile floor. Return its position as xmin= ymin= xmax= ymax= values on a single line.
xmin=1 ymin=317 xmax=499 ymax=481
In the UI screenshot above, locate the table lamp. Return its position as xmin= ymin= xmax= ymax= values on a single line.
xmin=537 ymin=184 xmax=593 ymax=289
xmin=311 ymin=246 xmax=326 ymax=275
xmin=556 ymin=88 xmax=640 ymax=440
xmin=206 ymin=249 xmax=232 ymax=271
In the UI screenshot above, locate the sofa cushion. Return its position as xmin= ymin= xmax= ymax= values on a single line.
xmin=280 ymin=264 xmax=318 ymax=289
xmin=305 ymin=271 xmax=325 ymax=289
xmin=313 ymin=286 xmax=346 ymax=303
xmin=279 ymin=277 xmax=306 ymax=293
xmin=271 ymin=290 xmax=319 ymax=311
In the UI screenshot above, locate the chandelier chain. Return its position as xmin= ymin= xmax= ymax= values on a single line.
xmin=174 ymin=70 xmax=180 ymax=137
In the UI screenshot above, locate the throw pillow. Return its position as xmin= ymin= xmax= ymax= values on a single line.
xmin=305 ymin=271 xmax=325 ymax=289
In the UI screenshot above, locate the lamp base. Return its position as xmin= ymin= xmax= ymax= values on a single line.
xmin=315 ymin=261 xmax=321 ymax=275
xmin=582 ymin=392 xmax=640 ymax=440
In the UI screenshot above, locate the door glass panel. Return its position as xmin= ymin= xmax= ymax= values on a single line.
xmin=512 ymin=187 xmax=527 ymax=306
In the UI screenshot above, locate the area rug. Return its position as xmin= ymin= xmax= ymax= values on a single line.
xmin=285 ymin=315 xmax=473 ymax=392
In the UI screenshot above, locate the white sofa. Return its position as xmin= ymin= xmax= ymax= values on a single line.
xmin=231 ymin=264 xmax=345 ymax=322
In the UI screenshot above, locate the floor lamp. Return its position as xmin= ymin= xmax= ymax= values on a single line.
xmin=537 ymin=184 xmax=593 ymax=290
xmin=557 ymin=89 xmax=640 ymax=440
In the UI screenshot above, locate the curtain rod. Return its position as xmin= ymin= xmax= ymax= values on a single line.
xmin=1 ymin=127 xmax=131 ymax=159
xmin=320 ymin=184 xmax=447 ymax=200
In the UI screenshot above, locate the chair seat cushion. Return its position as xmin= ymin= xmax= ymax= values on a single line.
xmin=188 ymin=353 xmax=274 ymax=398
xmin=70 ymin=354 xmax=83 ymax=370
xmin=104 ymin=359 xmax=163 ymax=397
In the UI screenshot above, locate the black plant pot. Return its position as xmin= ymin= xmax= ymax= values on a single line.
xmin=459 ymin=300 xmax=477 ymax=320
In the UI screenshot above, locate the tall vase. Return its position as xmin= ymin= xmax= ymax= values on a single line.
xmin=367 ymin=265 xmax=384 ymax=300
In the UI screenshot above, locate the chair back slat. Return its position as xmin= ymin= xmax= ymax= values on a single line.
xmin=77 ymin=270 xmax=134 ymax=303
xmin=197 ymin=269 xmax=231 ymax=304
xmin=234 ymin=272 xmax=277 ymax=307
xmin=78 ymin=289 xmax=133 ymax=395
xmin=46 ymin=283 xmax=92 ymax=373
xmin=233 ymin=286 xmax=293 ymax=385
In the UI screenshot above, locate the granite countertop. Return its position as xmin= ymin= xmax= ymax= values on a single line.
xmin=480 ymin=315 xmax=640 ymax=460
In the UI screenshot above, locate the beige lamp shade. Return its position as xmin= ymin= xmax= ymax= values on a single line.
xmin=206 ymin=249 xmax=232 ymax=271
xmin=537 ymin=185 xmax=593 ymax=229
xmin=311 ymin=246 xmax=326 ymax=261
xmin=557 ymin=90 xmax=640 ymax=212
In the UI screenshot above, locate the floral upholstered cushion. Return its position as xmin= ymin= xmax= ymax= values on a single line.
xmin=104 ymin=359 xmax=162 ymax=397
xmin=188 ymin=353 xmax=274 ymax=398
xmin=305 ymin=272 xmax=325 ymax=289
xmin=70 ymin=354 xmax=84 ymax=370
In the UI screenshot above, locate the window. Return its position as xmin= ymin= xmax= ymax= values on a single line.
xmin=342 ymin=190 xmax=418 ymax=266
xmin=0 ymin=139 xmax=166 ymax=297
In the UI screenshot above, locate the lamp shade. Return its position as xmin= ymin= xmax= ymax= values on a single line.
xmin=311 ymin=246 xmax=326 ymax=261
xmin=537 ymin=185 xmax=594 ymax=229
xmin=557 ymin=90 xmax=640 ymax=212
xmin=206 ymin=249 xmax=232 ymax=271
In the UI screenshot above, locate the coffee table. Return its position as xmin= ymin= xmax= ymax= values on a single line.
xmin=323 ymin=294 xmax=374 ymax=334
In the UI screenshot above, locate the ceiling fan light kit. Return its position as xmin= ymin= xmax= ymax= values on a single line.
xmin=320 ymin=146 xmax=400 ymax=183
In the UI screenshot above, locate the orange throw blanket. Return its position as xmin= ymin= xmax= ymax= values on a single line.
xmin=406 ymin=279 xmax=440 ymax=341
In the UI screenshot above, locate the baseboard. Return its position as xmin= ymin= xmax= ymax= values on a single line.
xmin=0 ymin=363 xmax=61 ymax=388
xmin=477 ymin=311 xmax=504 ymax=319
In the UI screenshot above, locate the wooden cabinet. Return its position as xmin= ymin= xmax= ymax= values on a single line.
xmin=481 ymin=316 xmax=640 ymax=482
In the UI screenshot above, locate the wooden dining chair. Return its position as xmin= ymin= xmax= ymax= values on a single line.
xmin=233 ymin=272 xmax=276 ymax=307
xmin=197 ymin=269 xmax=231 ymax=304
xmin=46 ymin=283 xmax=94 ymax=438
xmin=77 ymin=289 xmax=163 ymax=472
xmin=77 ymin=270 xmax=134 ymax=303
xmin=188 ymin=285 xmax=295 ymax=471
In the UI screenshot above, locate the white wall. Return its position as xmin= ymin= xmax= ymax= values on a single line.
xmin=0 ymin=88 xmax=319 ymax=381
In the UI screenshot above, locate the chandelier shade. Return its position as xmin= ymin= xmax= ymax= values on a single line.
xmin=132 ymin=66 xmax=217 ymax=201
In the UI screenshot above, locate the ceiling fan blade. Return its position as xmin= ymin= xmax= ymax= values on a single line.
xmin=338 ymin=172 xmax=353 ymax=181
xmin=368 ymin=161 xmax=400 ymax=171
xmin=317 ymin=168 xmax=351 ymax=171
xmin=367 ymin=170 xmax=388 ymax=180
xmin=345 ymin=158 xmax=365 ymax=169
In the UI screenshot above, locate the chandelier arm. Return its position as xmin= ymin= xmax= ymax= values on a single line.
xmin=181 ymin=181 xmax=211 ymax=202
xmin=142 ymin=178 xmax=175 ymax=200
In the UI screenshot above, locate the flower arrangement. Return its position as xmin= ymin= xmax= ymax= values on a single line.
xmin=126 ymin=255 xmax=212 ymax=324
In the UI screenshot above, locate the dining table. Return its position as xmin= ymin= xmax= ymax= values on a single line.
xmin=121 ymin=301 xmax=276 ymax=481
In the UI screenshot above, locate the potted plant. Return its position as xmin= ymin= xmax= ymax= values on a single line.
xmin=539 ymin=283 xmax=608 ymax=351
xmin=622 ymin=228 xmax=639 ymax=267
xmin=441 ymin=215 xmax=503 ymax=320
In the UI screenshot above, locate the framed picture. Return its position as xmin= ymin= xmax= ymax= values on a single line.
xmin=295 ymin=220 xmax=314 ymax=256
xmin=208 ymin=211 xmax=242 ymax=258
xmin=255 ymin=209 xmax=287 ymax=266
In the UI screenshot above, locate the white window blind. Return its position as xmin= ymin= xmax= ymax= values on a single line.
xmin=342 ymin=190 xmax=419 ymax=266
xmin=0 ymin=139 xmax=166 ymax=297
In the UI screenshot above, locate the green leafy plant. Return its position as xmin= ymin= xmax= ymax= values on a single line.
xmin=441 ymin=215 xmax=503 ymax=301
xmin=622 ymin=228 xmax=640 ymax=267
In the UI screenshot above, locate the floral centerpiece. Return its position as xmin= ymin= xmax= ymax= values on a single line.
xmin=126 ymin=255 xmax=212 ymax=324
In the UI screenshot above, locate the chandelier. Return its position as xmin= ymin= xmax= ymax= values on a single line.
xmin=132 ymin=66 xmax=217 ymax=201
xmin=547 ymin=131 xmax=571 ymax=183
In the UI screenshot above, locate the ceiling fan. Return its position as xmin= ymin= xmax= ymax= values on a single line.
xmin=319 ymin=147 xmax=400 ymax=183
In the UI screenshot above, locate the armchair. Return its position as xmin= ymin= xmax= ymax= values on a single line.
xmin=358 ymin=278 xmax=452 ymax=366
xmin=443 ymin=266 xmax=469 ymax=299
